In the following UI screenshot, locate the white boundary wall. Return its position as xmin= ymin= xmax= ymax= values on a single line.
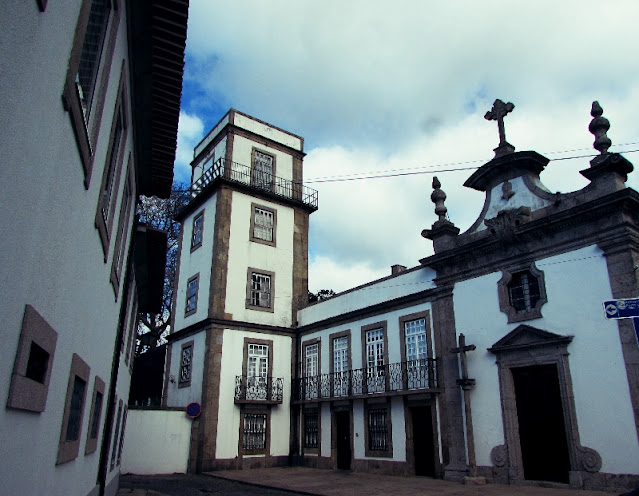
xmin=121 ymin=410 xmax=192 ymax=475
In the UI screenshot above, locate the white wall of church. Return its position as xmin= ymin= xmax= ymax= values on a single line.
xmin=164 ymin=332 xmax=207 ymax=408
xmin=454 ymin=245 xmax=639 ymax=473
xmin=215 ymin=329 xmax=293 ymax=459
xmin=225 ymin=191 xmax=295 ymax=327
xmin=174 ymin=195 xmax=217 ymax=332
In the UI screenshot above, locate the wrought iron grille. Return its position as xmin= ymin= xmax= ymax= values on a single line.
xmin=190 ymin=158 xmax=318 ymax=209
xmin=293 ymin=358 xmax=437 ymax=401
xmin=235 ymin=376 xmax=283 ymax=403
xmin=242 ymin=413 xmax=266 ymax=450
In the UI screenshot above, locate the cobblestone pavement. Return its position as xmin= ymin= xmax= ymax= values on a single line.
xmin=119 ymin=468 xmax=633 ymax=496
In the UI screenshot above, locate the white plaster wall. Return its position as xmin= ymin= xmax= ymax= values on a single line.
xmin=225 ymin=191 xmax=295 ymax=327
xmin=234 ymin=113 xmax=302 ymax=151
xmin=164 ymin=332 xmax=207 ymax=408
xmin=298 ymin=267 xmax=437 ymax=326
xmin=192 ymin=137 xmax=227 ymax=184
xmin=391 ymin=396 xmax=407 ymax=462
xmin=321 ymin=403 xmax=332 ymax=458
xmin=121 ymin=410 xmax=191 ymax=474
xmin=0 ymin=2 xmax=137 ymax=495
xmin=194 ymin=113 xmax=230 ymax=157
xmin=216 ymin=330 xmax=293 ymax=459
xmin=173 ymin=195 xmax=217 ymax=332
xmin=231 ymin=135 xmax=294 ymax=182
xmin=454 ymin=245 xmax=639 ymax=473
xmin=472 ymin=176 xmax=554 ymax=233
xmin=353 ymin=401 xmax=365 ymax=459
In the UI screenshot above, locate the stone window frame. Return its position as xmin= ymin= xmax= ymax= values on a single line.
xmin=497 ymin=262 xmax=548 ymax=323
xmin=360 ymin=321 xmax=389 ymax=393
xmin=302 ymin=338 xmax=321 ymax=378
xmin=302 ymin=406 xmax=321 ymax=455
xmin=109 ymin=159 xmax=134 ymax=297
xmin=239 ymin=407 xmax=271 ymax=456
xmin=190 ymin=210 xmax=205 ymax=252
xmin=245 ymin=268 xmax=275 ymax=313
xmin=110 ymin=398 xmax=123 ymax=471
xmin=301 ymin=337 xmax=321 ymax=401
xmin=364 ymin=399 xmax=393 ymax=458
xmin=178 ymin=340 xmax=194 ymax=389
xmin=63 ymin=0 xmax=121 ymax=188
xmin=95 ymin=60 xmax=129 ymax=260
xmin=184 ymin=273 xmax=200 ymax=317
xmin=251 ymin=147 xmax=276 ymax=192
xmin=7 ymin=305 xmax=58 ymax=413
xmin=398 ymin=310 xmax=434 ymax=363
xmin=249 ymin=203 xmax=277 ymax=247
xmin=487 ymin=325 xmax=601 ymax=486
xmin=242 ymin=337 xmax=274 ymax=381
xmin=57 ymin=353 xmax=91 ymax=465
xmin=330 ymin=330 xmax=352 ymax=397
xmin=85 ymin=376 xmax=105 ymax=455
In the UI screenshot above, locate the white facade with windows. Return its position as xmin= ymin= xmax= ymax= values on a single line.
xmin=0 ymin=1 xmax=187 ymax=496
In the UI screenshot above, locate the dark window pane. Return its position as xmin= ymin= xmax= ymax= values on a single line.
xmin=368 ymin=409 xmax=388 ymax=451
xmin=304 ymin=413 xmax=318 ymax=448
xmin=66 ymin=376 xmax=87 ymax=441
xmin=25 ymin=342 xmax=49 ymax=384
xmin=243 ymin=413 xmax=266 ymax=450
xmin=90 ymin=392 xmax=103 ymax=439
xmin=508 ymin=271 xmax=540 ymax=313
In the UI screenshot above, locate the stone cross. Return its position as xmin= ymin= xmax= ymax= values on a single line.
xmin=485 ymin=99 xmax=515 ymax=157
xmin=450 ymin=333 xmax=476 ymax=388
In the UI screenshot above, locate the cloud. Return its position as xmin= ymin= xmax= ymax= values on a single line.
xmin=180 ymin=0 xmax=639 ymax=292
xmin=174 ymin=111 xmax=205 ymax=185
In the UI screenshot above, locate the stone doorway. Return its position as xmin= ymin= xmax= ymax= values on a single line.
xmin=410 ymin=406 xmax=436 ymax=476
xmin=335 ymin=411 xmax=351 ymax=470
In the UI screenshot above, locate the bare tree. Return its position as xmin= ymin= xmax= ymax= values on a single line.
xmin=136 ymin=184 xmax=189 ymax=354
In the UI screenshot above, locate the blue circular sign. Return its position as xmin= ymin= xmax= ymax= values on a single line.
xmin=186 ymin=402 xmax=201 ymax=419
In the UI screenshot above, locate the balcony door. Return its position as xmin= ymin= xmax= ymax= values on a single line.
xmin=304 ymin=343 xmax=319 ymax=399
xmin=366 ymin=328 xmax=385 ymax=393
xmin=247 ymin=343 xmax=269 ymax=400
xmin=333 ymin=336 xmax=349 ymax=397
xmin=404 ymin=318 xmax=428 ymax=389
xmin=252 ymin=149 xmax=274 ymax=191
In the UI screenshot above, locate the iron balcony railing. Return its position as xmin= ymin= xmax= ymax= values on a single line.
xmin=234 ymin=376 xmax=283 ymax=404
xmin=190 ymin=158 xmax=318 ymax=209
xmin=292 ymin=359 xmax=437 ymax=402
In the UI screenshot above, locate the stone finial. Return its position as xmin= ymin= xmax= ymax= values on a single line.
xmin=485 ymin=99 xmax=516 ymax=157
xmin=588 ymin=101 xmax=612 ymax=154
xmin=431 ymin=176 xmax=448 ymax=222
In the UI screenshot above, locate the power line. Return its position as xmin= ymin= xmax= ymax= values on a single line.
xmin=305 ymin=143 xmax=639 ymax=184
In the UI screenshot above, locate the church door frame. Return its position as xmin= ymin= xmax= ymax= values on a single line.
xmin=488 ymin=325 xmax=602 ymax=487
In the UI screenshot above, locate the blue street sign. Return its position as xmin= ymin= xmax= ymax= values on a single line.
xmin=186 ymin=402 xmax=201 ymax=419
xmin=603 ymin=298 xmax=639 ymax=319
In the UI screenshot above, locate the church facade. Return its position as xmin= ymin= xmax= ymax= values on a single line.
xmin=163 ymin=103 xmax=639 ymax=491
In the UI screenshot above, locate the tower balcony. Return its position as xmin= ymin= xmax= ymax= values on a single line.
xmin=190 ymin=158 xmax=318 ymax=210
xmin=234 ymin=376 xmax=284 ymax=405
xmin=292 ymin=358 xmax=439 ymax=404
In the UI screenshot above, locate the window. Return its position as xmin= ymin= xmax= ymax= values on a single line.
xmin=191 ymin=211 xmax=204 ymax=251
xmin=185 ymin=274 xmax=199 ymax=316
xmin=241 ymin=338 xmax=274 ymax=402
xmin=363 ymin=324 xmax=387 ymax=394
xmin=303 ymin=411 xmax=319 ymax=450
xmin=110 ymin=162 xmax=133 ymax=295
xmin=178 ymin=341 xmax=194 ymax=388
xmin=242 ymin=412 xmax=267 ymax=452
xmin=116 ymin=406 xmax=128 ymax=466
xmin=110 ymin=399 xmax=123 ymax=470
xmin=250 ymin=204 xmax=276 ymax=246
xmin=252 ymin=149 xmax=275 ymax=191
xmin=303 ymin=340 xmax=320 ymax=400
xmin=246 ymin=269 xmax=275 ymax=312
xmin=7 ymin=305 xmax=58 ymax=412
xmin=498 ymin=263 xmax=547 ymax=323
xmin=63 ymin=0 xmax=119 ymax=184
xmin=399 ymin=311 xmax=433 ymax=390
xmin=330 ymin=331 xmax=351 ymax=397
xmin=57 ymin=354 xmax=90 ymax=465
xmin=368 ymin=409 xmax=389 ymax=451
xmin=85 ymin=376 xmax=105 ymax=455
xmin=95 ymin=64 xmax=129 ymax=258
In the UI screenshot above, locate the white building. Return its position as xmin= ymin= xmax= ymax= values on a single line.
xmin=0 ymin=1 xmax=188 ymax=495
xmin=159 ymin=102 xmax=639 ymax=492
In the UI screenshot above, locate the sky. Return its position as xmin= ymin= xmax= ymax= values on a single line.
xmin=173 ymin=0 xmax=639 ymax=293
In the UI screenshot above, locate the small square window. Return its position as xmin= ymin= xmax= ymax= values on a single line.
xmin=246 ymin=269 xmax=275 ymax=312
xmin=191 ymin=211 xmax=204 ymax=251
xmin=7 ymin=305 xmax=58 ymax=413
xmin=185 ymin=274 xmax=199 ymax=316
xmin=250 ymin=204 xmax=276 ymax=246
